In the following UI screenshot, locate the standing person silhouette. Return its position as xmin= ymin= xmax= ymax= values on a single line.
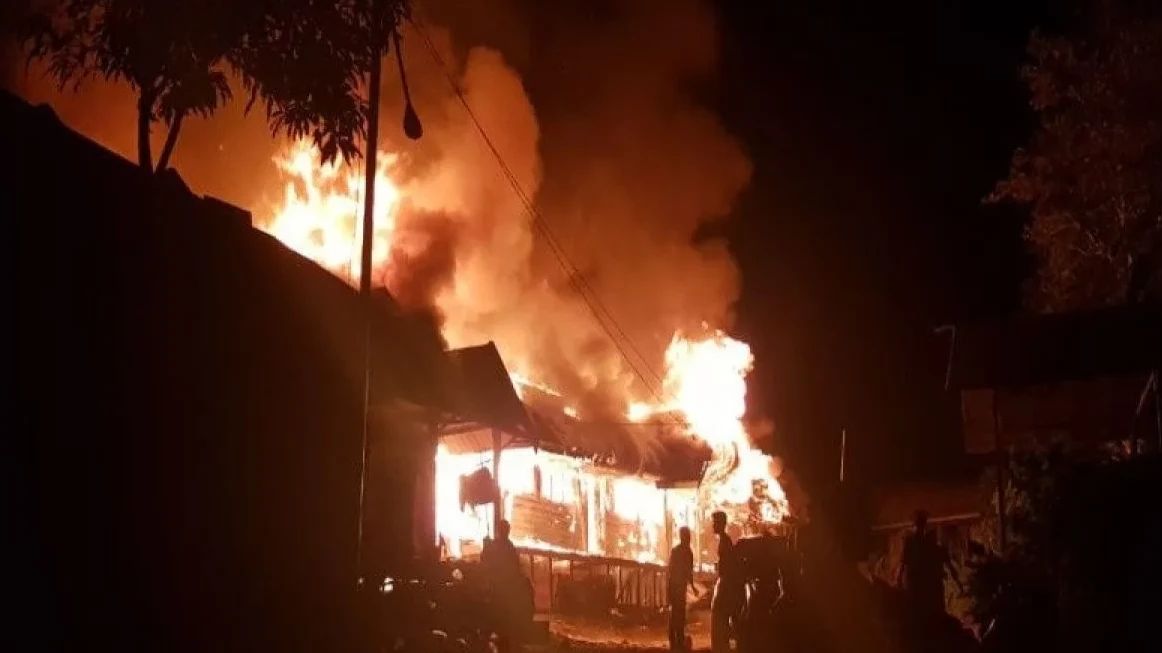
xmin=668 ymin=526 xmax=699 ymax=650
xmin=711 ymin=511 xmax=744 ymax=653
xmin=897 ymin=510 xmax=960 ymax=619
xmin=487 ymin=520 xmax=530 ymax=649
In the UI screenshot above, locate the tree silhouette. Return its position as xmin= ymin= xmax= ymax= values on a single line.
xmin=21 ymin=0 xmax=411 ymax=171
xmin=988 ymin=2 xmax=1162 ymax=311
xmin=966 ymin=444 xmax=1162 ymax=652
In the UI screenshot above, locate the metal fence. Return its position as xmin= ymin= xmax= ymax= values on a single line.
xmin=517 ymin=547 xmax=669 ymax=616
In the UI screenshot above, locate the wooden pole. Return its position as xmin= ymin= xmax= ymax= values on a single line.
xmin=663 ymin=490 xmax=673 ymax=551
xmin=492 ymin=428 xmax=503 ymax=535
xmin=354 ymin=43 xmax=383 ymax=583
xmin=839 ymin=428 xmax=847 ymax=483
xmin=1154 ymin=371 xmax=1161 ymax=451
xmin=992 ymin=390 xmax=1007 ymax=553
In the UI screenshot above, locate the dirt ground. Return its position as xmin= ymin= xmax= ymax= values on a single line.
xmin=549 ymin=609 xmax=712 ymax=652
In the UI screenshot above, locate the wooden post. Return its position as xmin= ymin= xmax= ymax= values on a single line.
xmin=992 ymin=390 xmax=1007 ymax=553
xmin=636 ymin=567 xmax=642 ymax=607
xmin=492 ymin=428 xmax=502 ymax=535
xmin=413 ymin=420 xmax=438 ymax=557
xmin=663 ymin=490 xmax=673 ymax=551
xmin=354 ymin=39 xmax=384 ymax=582
xmin=839 ymin=428 xmax=847 ymax=483
xmin=617 ymin=565 xmax=623 ymax=605
xmin=576 ymin=476 xmax=587 ymax=552
xmin=1154 ymin=371 xmax=1161 ymax=451
xmin=528 ymin=551 xmax=535 ymax=610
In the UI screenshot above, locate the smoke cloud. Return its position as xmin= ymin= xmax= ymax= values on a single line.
xmin=3 ymin=0 xmax=753 ymax=426
xmin=404 ymin=0 xmax=753 ymax=419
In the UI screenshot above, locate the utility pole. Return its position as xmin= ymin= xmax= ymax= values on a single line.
xmin=839 ymin=428 xmax=847 ymax=483
xmin=992 ymin=393 xmax=1007 ymax=554
xmin=354 ymin=38 xmax=384 ymax=584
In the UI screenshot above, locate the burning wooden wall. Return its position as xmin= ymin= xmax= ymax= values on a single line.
xmin=435 ymin=441 xmax=689 ymax=565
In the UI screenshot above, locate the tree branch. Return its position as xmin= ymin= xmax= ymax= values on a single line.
xmin=156 ymin=112 xmax=185 ymax=172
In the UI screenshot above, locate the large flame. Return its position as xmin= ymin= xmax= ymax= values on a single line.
xmin=261 ymin=139 xmax=401 ymax=284
xmin=259 ymin=141 xmax=787 ymax=561
xmin=662 ymin=331 xmax=753 ymax=449
xmin=653 ymin=331 xmax=789 ymax=529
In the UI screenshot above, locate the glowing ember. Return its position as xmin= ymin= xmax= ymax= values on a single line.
xmin=260 ymin=139 xmax=401 ymax=283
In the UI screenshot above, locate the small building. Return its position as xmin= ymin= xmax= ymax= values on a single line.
xmin=429 ymin=342 xmax=717 ymax=615
xmin=866 ymin=478 xmax=982 ymax=585
xmin=938 ymin=306 xmax=1161 ymax=553
xmin=943 ymin=305 xmax=1161 ymax=455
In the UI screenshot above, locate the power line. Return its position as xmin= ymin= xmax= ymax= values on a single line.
xmin=407 ymin=17 xmax=676 ymax=410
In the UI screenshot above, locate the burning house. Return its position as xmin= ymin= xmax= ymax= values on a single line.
xmin=9 ymin=1 xmax=808 ymax=619
xmin=5 ymin=2 xmax=820 ymax=645
xmin=430 ymin=341 xmax=795 ymax=573
xmin=248 ymin=129 xmax=803 ymax=574
xmin=435 ymin=343 xmax=704 ymax=565
xmin=423 ymin=340 xmax=799 ymax=617
xmin=3 ymin=91 xmax=795 ymax=642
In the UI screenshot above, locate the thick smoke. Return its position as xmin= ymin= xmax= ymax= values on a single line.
xmin=4 ymin=0 xmax=753 ymax=427
xmin=409 ymin=0 xmax=753 ymax=419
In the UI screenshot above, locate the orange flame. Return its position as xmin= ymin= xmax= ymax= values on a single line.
xmin=260 ymin=139 xmax=401 ymax=284
xmin=657 ymin=330 xmax=789 ymax=529
xmin=259 ymin=141 xmax=788 ymax=556
xmin=662 ymin=331 xmax=753 ymax=449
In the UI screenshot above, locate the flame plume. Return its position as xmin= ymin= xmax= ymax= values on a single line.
xmin=650 ymin=331 xmax=789 ymax=529
xmin=261 ymin=140 xmax=401 ymax=284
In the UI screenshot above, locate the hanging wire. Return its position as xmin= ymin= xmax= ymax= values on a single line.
xmin=407 ymin=17 xmax=680 ymax=419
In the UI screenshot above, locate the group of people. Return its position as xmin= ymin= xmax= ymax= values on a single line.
xmin=666 ymin=511 xmax=755 ymax=653
xmin=667 ymin=508 xmax=959 ymax=652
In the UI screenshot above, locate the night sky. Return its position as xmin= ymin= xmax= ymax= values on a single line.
xmin=715 ymin=0 xmax=1063 ymax=491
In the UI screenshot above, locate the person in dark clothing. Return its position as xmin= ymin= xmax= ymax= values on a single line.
xmin=487 ymin=520 xmax=531 ymax=649
xmin=897 ymin=510 xmax=960 ymax=619
xmin=711 ymin=511 xmax=744 ymax=653
xmin=668 ymin=526 xmax=699 ymax=650
xmin=490 ymin=520 xmax=521 ymax=576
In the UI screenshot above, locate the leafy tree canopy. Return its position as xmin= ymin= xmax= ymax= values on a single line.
xmin=989 ymin=1 xmax=1162 ymax=311
xmin=20 ymin=0 xmax=410 ymax=170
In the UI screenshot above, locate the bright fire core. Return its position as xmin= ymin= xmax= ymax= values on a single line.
xmin=257 ymin=140 xmax=790 ymax=562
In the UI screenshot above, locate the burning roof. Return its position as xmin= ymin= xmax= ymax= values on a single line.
xmin=443 ymin=342 xmax=537 ymax=437
xmin=438 ymin=341 xmax=711 ymax=482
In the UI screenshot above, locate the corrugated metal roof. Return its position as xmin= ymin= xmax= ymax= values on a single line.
xmin=444 ymin=343 xmax=535 ymax=437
